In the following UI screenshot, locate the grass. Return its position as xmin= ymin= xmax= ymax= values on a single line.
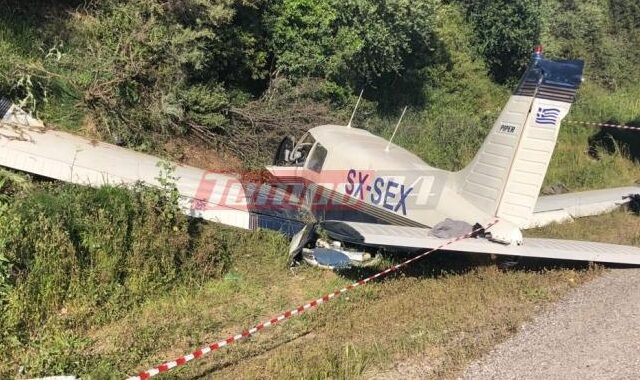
xmin=0 ymin=5 xmax=87 ymax=132
xmin=572 ymin=83 xmax=640 ymax=123
xmin=544 ymin=128 xmax=640 ymax=190
xmin=544 ymin=83 xmax=640 ymax=190
xmin=7 ymin=210 xmax=638 ymax=379
xmin=525 ymin=209 xmax=640 ymax=244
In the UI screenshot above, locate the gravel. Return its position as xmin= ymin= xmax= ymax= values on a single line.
xmin=461 ymin=268 xmax=640 ymax=380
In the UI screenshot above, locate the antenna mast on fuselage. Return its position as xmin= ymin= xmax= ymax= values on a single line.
xmin=347 ymin=89 xmax=364 ymax=128
xmin=385 ymin=106 xmax=408 ymax=152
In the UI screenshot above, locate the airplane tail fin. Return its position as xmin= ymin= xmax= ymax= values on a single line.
xmin=456 ymin=47 xmax=584 ymax=228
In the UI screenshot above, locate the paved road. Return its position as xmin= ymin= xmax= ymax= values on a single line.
xmin=462 ymin=268 xmax=640 ymax=380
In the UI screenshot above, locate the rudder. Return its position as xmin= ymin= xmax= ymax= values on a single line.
xmin=456 ymin=47 xmax=584 ymax=228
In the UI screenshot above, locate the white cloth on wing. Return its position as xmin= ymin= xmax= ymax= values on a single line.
xmin=430 ymin=218 xmax=473 ymax=239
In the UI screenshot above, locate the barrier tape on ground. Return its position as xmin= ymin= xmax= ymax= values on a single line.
xmin=566 ymin=120 xmax=640 ymax=132
xmin=127 ymin=220 xmax=499 ymax=380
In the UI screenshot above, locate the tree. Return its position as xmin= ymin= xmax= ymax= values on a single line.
xmin=266 ymin=0 xmax=438 ymax=106
xmin=609 ymin=0 xmax=640 ymax=33
xmin=460 ymin=0 xmax=541 ymax=83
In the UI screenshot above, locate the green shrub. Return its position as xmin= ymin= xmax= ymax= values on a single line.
xmin=266 ymin=0 xmax=439 ymax=107
xmin=0 ymin=183 xmax=232 ymax=338
xmin=19 ymin=326 xmax=91 ymax=378
xmin=609 ymin=0 xmax=640 ymax=33
xmin=459 ymin=0 xmax=541 ymax=83
xmin=2 ymin=0 xmax=639 ymax=162
xmin=540 ymin=0 xmax=640 ymax=88
xmin=362 ymin=4 xmax=508 ymax=171
xmin=0 ymin=0 xmax=272 ymax=147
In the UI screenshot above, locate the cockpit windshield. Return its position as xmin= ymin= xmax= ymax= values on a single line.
xmin=290 ymin=133 xmax=315 ymax=167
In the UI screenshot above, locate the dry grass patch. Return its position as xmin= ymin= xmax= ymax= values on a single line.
xmin=64 ymin=211 xmax=640 ymax=379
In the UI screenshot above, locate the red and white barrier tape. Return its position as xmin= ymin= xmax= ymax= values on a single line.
xmin=566 ymin=120 xmax=640 ymax=132
xmin=127 ymin=220 xmax=498 ymax=380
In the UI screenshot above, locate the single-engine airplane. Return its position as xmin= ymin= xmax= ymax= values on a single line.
xmin=1 ymin=46 xmax=640 ymax=268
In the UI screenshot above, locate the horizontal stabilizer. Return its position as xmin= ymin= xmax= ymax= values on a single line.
xmin=529 ymin=186 xmax=640 ymax=228
xmin=323 ymin=221 xmax=640 ymax=265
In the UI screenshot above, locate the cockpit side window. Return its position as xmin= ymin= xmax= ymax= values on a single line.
xmin=299 ymin=133 xmax=315 ymax=146
xmin=307 ymin=142 xmax=328 ymax=173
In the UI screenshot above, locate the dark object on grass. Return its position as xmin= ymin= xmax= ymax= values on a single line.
xmin=541 ymin=183 xmax=570 ymax=195
xmin=588 ymin=119 xmax=640 ymax=162
xmin=625 ymin=194 xmax=640 ymax=215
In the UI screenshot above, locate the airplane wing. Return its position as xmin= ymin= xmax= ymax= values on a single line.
xmin=320 ymin=221 xmax=640 ymax=265
xmin=528 ymin=186 xmax=640 ymax=228
xmin=0 ymin=104 xmax=306 ymax=234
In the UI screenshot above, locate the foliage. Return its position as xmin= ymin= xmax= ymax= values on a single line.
xmin=72 ymin=0 xmax=241 ymax=145
xmin=266 ymin=0 xmax=439 ymax=107
xmin=458 ymin=0 xmax=541 ymax=83
xmin=0 ymin=0 xmax=441 ymax=150
xmin=266 ymin=0 xmax=341 ymax=78
xmin=0 ymin=0 xmax=271 ymax=149
xmin=609 ymin=0 xmax=640 ymax=34
xmin=540 ymin=0 xmax=640 ymax=88
xmin=2 ymin=0 xmax=639 ymax=160
xmin=0 ymin=179 xmax=288 ymax=377
xmin=0 ymin=182 xmax=234 ymax=343
xmin=363 ymin=4 xmax=508 ymax=171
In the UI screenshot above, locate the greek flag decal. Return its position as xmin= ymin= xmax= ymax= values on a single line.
xmin=535 ymin=107 xmax=561 ymax=125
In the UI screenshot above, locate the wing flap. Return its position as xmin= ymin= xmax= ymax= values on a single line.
xmin=328 ymin=221 xmax=640 ymax=265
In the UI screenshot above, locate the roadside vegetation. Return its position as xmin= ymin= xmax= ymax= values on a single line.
xmin=0 ymin=0 xmax=639 ymax=378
